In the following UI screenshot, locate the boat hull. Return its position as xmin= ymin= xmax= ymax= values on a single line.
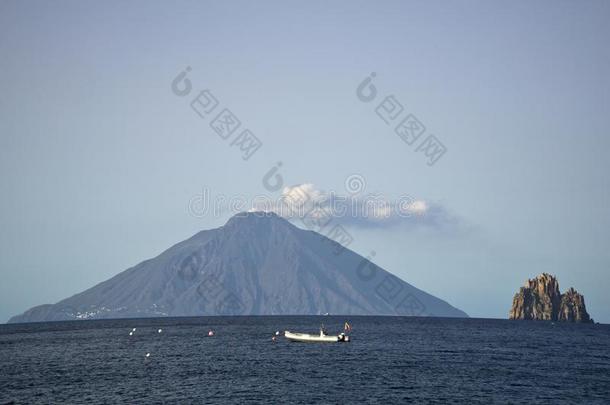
xmin=284 ymin=331 xmax=348 ymax=343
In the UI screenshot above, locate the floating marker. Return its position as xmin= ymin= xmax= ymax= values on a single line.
xmin=275 ymin=331 xmax=280 ymax=336
xmin=129 ymin=331 xmax=133 ymax=336
xmin=158 ymin=329 xmax=163 ymax=333
xmin=208 ymin=330 xmax=214 ymax=337
xmin=132 ymin=328 xmax=137 ymax=332
xmin=145 ymin=353 xmax=150 ymax=358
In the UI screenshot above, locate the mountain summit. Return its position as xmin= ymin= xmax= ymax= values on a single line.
xmin=9 ymin=212 xmax=467 ymax=323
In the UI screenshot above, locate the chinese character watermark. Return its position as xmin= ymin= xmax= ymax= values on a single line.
xmin=171 ymin=66 xmax=263 ymax=161
xmin=356 ymin=72 xmax=447 ymax=166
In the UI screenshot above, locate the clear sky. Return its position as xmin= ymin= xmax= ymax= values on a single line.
xmin=1 ymin=0 xmax=609 ymax=323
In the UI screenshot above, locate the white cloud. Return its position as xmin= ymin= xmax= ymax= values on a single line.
xmin=249 ymin=183 xmax=457 ymax=230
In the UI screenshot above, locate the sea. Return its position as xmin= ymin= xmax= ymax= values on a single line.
xmin=1 ymin=316 xmax=609 ymax=404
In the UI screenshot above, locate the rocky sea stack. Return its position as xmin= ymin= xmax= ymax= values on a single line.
xmin=509 ymin=273 xmax=592 ymax=323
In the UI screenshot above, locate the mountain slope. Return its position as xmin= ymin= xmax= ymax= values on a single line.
xmin=9 ymin=212 xmax=467 ymax=323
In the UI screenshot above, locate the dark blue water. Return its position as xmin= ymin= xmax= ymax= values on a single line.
xmin=1 ymin=317 xmax=609 ymax=404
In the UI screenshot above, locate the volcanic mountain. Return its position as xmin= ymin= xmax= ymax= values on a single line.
xmin=9 ymin=212 xmax=467 ymax=323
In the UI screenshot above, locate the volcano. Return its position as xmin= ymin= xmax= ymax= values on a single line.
xmin=9 ymin=212 xmax=466 ymax=323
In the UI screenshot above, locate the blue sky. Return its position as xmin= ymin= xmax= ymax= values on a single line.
xmin=1 ymin=0 xmax=609 ymax=322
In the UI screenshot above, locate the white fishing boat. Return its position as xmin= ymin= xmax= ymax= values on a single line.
xmin=284 ymin=328 xmax=350 ymax=343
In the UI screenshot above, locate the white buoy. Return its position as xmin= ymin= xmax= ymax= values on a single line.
xmin=129 ymin=331 xmax=133 ymax=336
xmin=145 ymin=353 xmax=150 ymax=358
xmin=208 ymin=330 xmax=214 ymax=337
xmin=132 ymin=328 xmax=137 ymax=332
xmin=158 ymin=329 xmax=163 ymax=333
xmin=275 ymin=331 xmax=280 ymax=336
